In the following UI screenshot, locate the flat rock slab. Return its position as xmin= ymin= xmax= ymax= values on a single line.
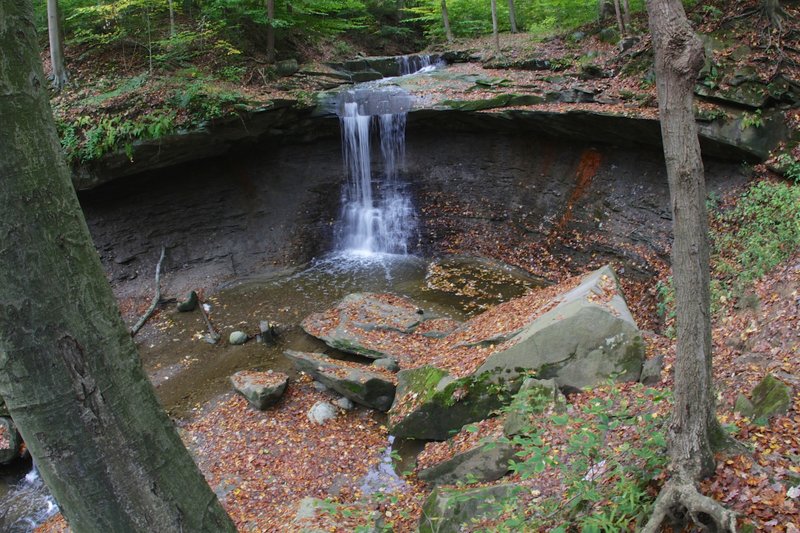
xmin=284 ymin=350 xmax=397 ymax=412
xmin=418 ymin=439 xmax=514 ymax=486
xmin=302 ymin=292 xmax=447 ymax=364
xmin=230 ymin=370 xmax=289 ymax=410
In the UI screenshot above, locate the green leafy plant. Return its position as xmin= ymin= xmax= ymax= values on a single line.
xmin=740 ymin=109 xmax=764 ymax=130
xmin=777 ymin=153 xmax=800 ymax=184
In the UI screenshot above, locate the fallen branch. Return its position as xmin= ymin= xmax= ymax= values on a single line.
xmin=130 ymin=246 xmax=165 ymax=337
xmin=198 ymin=297 xmax=220 ymax=344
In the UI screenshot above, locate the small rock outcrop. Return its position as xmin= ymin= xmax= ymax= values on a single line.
xmin=230 ymin=370 xmax=288 ymax=410
xmin=388 ymin=366 xmax=523 ymax=440
xmin=418 ymin=483 xmax=521 ymax=533
xmin=417 ymin=439 xmax=515 ymax=486
xmin=502 ymin=378 xmax=566 ymax=437
xmin=307 ymin=401 xmax=338 ymax=425
xmin=284 ymin=350 xmax=397 ymax=411
xmin=735 ymin=374 xmax=793 ymax=422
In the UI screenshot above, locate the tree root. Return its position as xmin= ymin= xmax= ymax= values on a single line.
xmin=640 ymin=479 xmax=737 ymax=533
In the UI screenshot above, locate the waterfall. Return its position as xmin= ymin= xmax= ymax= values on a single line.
xmin=396 ymin=54 xmax=439 ymax=76
xmin=335 ymin=90 xmax=416 ymax=255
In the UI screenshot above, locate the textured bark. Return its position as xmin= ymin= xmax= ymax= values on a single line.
xmin=647 ymin=0 xmax=718 ymax=485
xmin=761 ymin=0 xmax=786 ymax=30
xmin=47 ymin=0 xmax=68 ymax=90
xmin=622 ymin=0 xmax=631 ymax=33
xmin=168 ymin=0 xmax=176 ymax=37
xmin=0 ymin=3 xmax=236 ymax=532
xmin=490 ymin=0 xmax=500 ymax=54
xmin=266 ymin=0 xmax=275 ymax=63
xmin=441 ymin=0 xmax=454 ymax=43
xmin=507 ymin=0 xmax=518 ymax=33
xmin=613 ymin=0 xmax=626 ymax=36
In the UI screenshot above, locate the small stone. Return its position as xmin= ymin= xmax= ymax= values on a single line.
xmin=640 ymin=354 xmax=664 ymax=385
xmin=275 ymin=59 xmax=299 ymax=77
xmin=308 ymin=401 xmax=338 ymax=425
xmin=313 ymin=381 xmax=329 ymax=392
xmin=230 ymin=370 xmax=288 ymax=410
xmin=335 ymin=397 xmax=354 ymax=410
xmin=176 ymin=291 xmax=198 ymax=312
xmin=259 ymin=320 xmax=277 ymax=344
xmin=229 ymin=331 xmax=248 ymax=345
xmin=373 ymin=357 xmax=400 ymax=372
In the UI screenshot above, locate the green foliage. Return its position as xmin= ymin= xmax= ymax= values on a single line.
xmin=57 ymin=111 xmax=176 ymax=162
xmin=712 ymin=180 xmax=800 ymax=291
xmin=740 ymin=109 xmax=764 ymax=130
xmin=170 ymin=78 xmax=249 ymax=124
xmin=777 ymin=154 xmax=800 ymax=184
xmin=496 ymin=384 xmax=669 ymax=530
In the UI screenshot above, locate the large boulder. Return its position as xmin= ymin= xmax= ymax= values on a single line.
xmin=419 ymin=483 xmax=522 ymax=533
xmin=417 ymin=439 xmax=515 ymax=486
xmin=476 ymin=265 xmax=644 ymax=390
xmin=502 ymin=377 xmax=565 ymax=437
xmin=230 ymin=370 xmax=288 ymax=410
xmin=284 ymin=350 xmax=396 ymax=411
xmin=388 ymin=366 xmax=523 ymax=440
xmin=301 ymin=292 xmax=432 ymax=362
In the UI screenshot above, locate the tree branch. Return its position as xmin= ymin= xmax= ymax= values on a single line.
xmin=130 ymin=246 xmax=165 ymax=337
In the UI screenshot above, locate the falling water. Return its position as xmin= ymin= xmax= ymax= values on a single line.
xmin=335 ymin=90 xmax=417 ymax=255
xmin=396 ymin=54 xmax=440 ymax=75
xmin=0 ymin=465 xmax=58 ymax=532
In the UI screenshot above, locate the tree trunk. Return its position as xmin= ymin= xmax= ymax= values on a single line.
xmin=491 ymin=0 xmax=500 ymax=54
xmin=266 ymin=0 xmax=275 ymax=63
xmin=613 ymin=0 xmax=626 ymax=37
xmin=598 ymin=0 xmax=614 ymax=22
xmin=46 ymin=0 xmax=68 ymax=90
xmin=641 ymin=0 xmax=736 ymax=529
xmin=168 ymin=0 xmax=176 ymax=37
xmin=507 ymin=0 xmax=518 ymax=33
xmin=762 ymin=0 xmax=786 ymax=30
xmin=621 ymin=0 xmax=631 ymax=32
xmin=0 ymin=3 xmax=236 ymax=532
xmin=441 ymin=0 xmax=454 ymax=43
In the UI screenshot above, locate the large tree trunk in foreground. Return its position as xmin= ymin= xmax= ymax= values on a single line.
xmin=46 ymin=0 xmax=68 ymax=90
xmin=641 ymin=0 xmax=735 ymax=530
xmin=0 ymin=3 xmax=236 ymax=532
xmin=441 ymin=0 xmax=454 ymax=43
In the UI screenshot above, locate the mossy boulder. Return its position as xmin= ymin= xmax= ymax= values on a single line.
xmin=750 ymin=374 xmax=792 ymax=421
xmin=418 ymin=483 xmax=521 ymax=533
xmin=284 ymin=350 xmax=396 ymax=411
xmin=417 ymin=439 xmax=515 ymax=486
xmin=476 ymin=265 xmax=644 ymax=391
xmin=388 ymin=366 xmax=523 ymax=440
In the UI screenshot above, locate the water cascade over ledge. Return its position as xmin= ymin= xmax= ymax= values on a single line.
xmin=335 ymin=88 xmax=417 ymax=255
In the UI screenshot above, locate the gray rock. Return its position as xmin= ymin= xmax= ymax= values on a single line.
xmin=476 ymin=265 xmax=644 ymax=391
xmin=620 ymin=36 xmax=640 ymax=52
xmin=258 ymin=320 xmax=277 ymax=344
xmin=570 ymin=31 xmax=586 ymax=42
xmin=0 ymin=417 xmax=21 ymax=464
xmin=335 ymin=397 xmax=354 ymax=410
xmin=373 ymin=357 xmax=400 ymax=372
xmin=599 ymin=27 xmax=619 ymax=44
xmin=640 ymin=354 xmax=664 ymax=385
xmin=229 ymin=331 xmax=248 ymax=345
xmin=284 ymin=350 xmax=396 ymax=411
xmin=230 ymin=370 xmax=288 ymax=410
xmin=307 ymin=401 xmax=338 ymax=425
xmin=734 ymin=394 xmax=754 ymax=417
xmin=418 ymin=439 xmax=514 ymax=486
xmin=388 ymin=366 xmax=523 ymax=440
xmin=176 ymin=290 xmax=198 ymax=312
xmin=418 ymin=483 xmax=521 ymax=533
xmin=503 ymin=378 xmax=565 ymax=436
xmin=312 ymin=381 xmax=329 ymax=392
xmin=750 ymin=374 xmax=792 ymax=421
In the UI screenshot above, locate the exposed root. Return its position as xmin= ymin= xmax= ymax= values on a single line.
xmin=640 ymin=479 xmax=737 ymax=533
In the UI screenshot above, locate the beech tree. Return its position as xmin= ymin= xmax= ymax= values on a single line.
xmin=507 ymin=0 xmax=518 ymax=33
xmin=266 ymin=0 xmax=276 ymax=62
xmin=0 ymin=2 xmax=236 ymax=532
xmin=441 ymin=0 xmax=454 ymax=43
xmin=490 ymin=0 xmax=500 ymax=53
xmin=641 ymin=0 xmax=737 ymax=529
xmin=46 ymin=0 xmax=68 ymax=90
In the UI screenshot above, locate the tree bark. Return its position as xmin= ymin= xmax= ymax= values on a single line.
xmin=507 ymin=0 xmax=518 ymax=33
xmin=621 ymin=0 xmax=631 ymax=32
xmin=0 ymin=3 xmax=236 ymax=532
xmin=642 ymin=0 xmax=736 ymax=529
xmin=613 ymin=0 xmax=626 ymax=37
xmin=168 ymin=0 xmax=176 ymax=37
xmin=441 ymin=0 xmax=454 ymax=43
xmin=491 ymin=0 xmax=500 ymax=54
xmin=47 ymin=0 xmax=68 ymax=90
xmin=266 ymin=0 xmax=275 ymax=63
xmin=761 ymin=0 xmax=786 ymax=30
